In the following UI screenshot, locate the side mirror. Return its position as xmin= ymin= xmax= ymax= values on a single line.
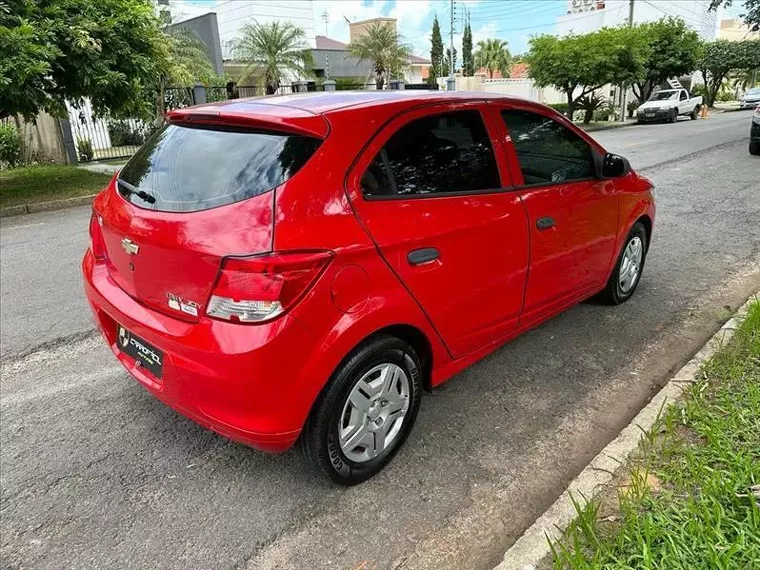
xmin=601 ymin=153 xmax=630 ymax=178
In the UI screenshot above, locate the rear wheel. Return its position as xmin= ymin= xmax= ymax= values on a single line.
xmin=601 ymin=222 xmax=648 ymax=305
xmin=301 ymin=335 xmax=422 ymax=485
xmin=750 ymin=142 xmax=760 ymax=155
xmin=691 ymin=106 xmax=700 ymax=120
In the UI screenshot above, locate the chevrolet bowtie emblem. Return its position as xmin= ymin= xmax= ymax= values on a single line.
xmin=121 ymin=238 xmax=139 ymax=255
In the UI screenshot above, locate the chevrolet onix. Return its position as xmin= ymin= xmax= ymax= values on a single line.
xmin=83 ymin=92 xmax=655 ymax=485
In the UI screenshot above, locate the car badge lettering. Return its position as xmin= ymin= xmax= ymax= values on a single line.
xmin=167 ymin=293 xmax=199 ymax=317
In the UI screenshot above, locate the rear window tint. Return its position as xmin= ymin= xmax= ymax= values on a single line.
xmin=117 ymin=123 xmax=321 ymax=212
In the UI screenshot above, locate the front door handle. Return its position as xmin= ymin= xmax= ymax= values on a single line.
xmin=536 ymin=217 xmax=555 ymax=230
xmin=408 ymin=247 xmax=440 ymax=265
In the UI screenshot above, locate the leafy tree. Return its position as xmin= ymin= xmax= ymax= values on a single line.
xmin=429 ymin=15 xmax=444 ymax=83
xmin=474 ymin=39 xmax=511 ymax=79
xmin=631 ymin=17 xmax=701 ymax=104
xmin=709 ymin=0 xmax=760 ymax=27
xmin=348 ymin=22 xmax=410 ymax=90
xmin=698 ymin=39 xmax=760 ymax=106
xmin=0 ymin=0 xmax=166 ymax=120
xmin=527 ymin=27 xmax=649 ymax=118
xmin=445 ymin=47 xmax=458 ymax=75
xmin=232 ymin=21 xmax=313 ymax=94
xmin=462 ymin=14 xmax=474 ymax=77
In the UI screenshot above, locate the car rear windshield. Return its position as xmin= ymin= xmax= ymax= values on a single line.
xmin=117 ymin=123 xmax=322 ymax=212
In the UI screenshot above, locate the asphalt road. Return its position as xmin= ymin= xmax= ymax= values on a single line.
xmin=1 ymin=111 xmax=759 ymax=570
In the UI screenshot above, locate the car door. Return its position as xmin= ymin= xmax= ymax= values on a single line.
xmin=678 ymin=90 xmax=690 ymax=114
xmin=346 ymin=102 xmax=529 ymax=359
xmin=494 ymin=105 xmax=620 ymax=327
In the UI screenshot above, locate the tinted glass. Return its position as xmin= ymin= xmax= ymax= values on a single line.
xmin=118 ymin=124 xmax=321 ymax=212
xmin=501 ymin=110 xmax=595 ymax=186
xmin=650 ymin=91 xmax=678 ymax=101
xmin=361 ymin=110 xmax=500 ymax=197
xmin=680 ymin=91 xmax=688 ymax=100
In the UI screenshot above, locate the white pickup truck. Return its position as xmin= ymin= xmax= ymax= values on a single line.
xmin=635 ymin=89 xmax=703 ymax=123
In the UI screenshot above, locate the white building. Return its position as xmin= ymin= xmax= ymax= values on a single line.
xmin=167 ymin=0 xmax=316 ymax=58
xmin=557 ymin=0 xmax=719 ymax=40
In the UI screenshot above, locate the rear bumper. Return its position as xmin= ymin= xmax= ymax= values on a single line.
xmin=82 ymin=249 xmax=315 ymax=452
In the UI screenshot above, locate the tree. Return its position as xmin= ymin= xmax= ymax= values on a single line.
xmin=429 ymin=15 xmax=444 ymax=83
xmin=154 ymin=27 xmax=216 ymax=122
xmin=0 ymin=0 xmax=167 ymax=121
xmin=527 ymin=27 xmax=649 ymax=119
xmin=709 ymin=0 xmax=760 ymax=28
xmin=232 ymin=21 xmax=313 ymax=94
xmin=462 ymin=14 xmax=474 ymax=77
xmin=631 ymin=18 xmax=701 ymax=104
xmin=445 ymin=47 xmax=458 ymax=75
xmin=474 ymin=39 xmax=511 ymax=79
xmin=348 ymin=22 xmax=410 ymax=90
xmin=698 ymin=39 xmax=760 ymax=106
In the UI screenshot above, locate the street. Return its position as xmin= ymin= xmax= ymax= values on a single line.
xmin=1 ymin=111 xmax=759 ymax=569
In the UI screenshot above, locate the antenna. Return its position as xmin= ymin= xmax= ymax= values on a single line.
xmin=321 ymin=10 xmax=329 ymax=36
xmin=343 ymin=15 xmax=351 ymax=26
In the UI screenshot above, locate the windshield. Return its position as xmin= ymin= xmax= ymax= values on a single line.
xmin=746 ymin=88 xmax=760 ymax=96
xmin=649 ymin=91 xmax=678 ymax=101
xmin=117 ymin=124 xmax=321 ymax=212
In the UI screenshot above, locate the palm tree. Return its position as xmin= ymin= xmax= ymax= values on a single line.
xmin=348 ymin=23 xmax=411 ymax=90
xmin=232 ymin=21 xmax=313 ymax=94
xmin=474 ymin=39 xmax=511 ymax=79
xmin=155 ymin=28 xmax=216 ymax=122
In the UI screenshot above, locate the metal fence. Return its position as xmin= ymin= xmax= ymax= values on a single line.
xmin=68 ymin=80 xmax=439 ymax=163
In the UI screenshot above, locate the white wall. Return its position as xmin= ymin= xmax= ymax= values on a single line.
xmin=215 ymin=0 xmax=316 ymax=59
xmin=481 ymin=79 xmax=568 ymax=105
xmin=557 ymin=0 xmax=718 ymax=40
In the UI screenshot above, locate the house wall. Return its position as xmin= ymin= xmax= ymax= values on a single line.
xmin=166 ymin=13 xmax=224 ymax=74
xmin=456 ymin=76 xmax=567 ymax=105
xmin=311 ymin=49 xmax=372 ymax=80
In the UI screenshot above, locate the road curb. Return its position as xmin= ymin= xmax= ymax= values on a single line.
xmin=0 ymin=194 xmax=96 ymax=218
xmin=493 ymin=293 xmax=758 ymax=570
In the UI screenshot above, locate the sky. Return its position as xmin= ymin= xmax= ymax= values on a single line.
xmin=170 ymin=0 xmax=748 ymax=61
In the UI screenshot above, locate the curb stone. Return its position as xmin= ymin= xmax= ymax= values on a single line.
xmin=0 ymin=194 xmax=96 ymax=218
xmin=493 ymin=293 xmax=758 ymax=570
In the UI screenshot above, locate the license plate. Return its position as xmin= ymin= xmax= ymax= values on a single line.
xmin=645 ymin=112 xmax=655 ymax=116
xmin=117 ymin=325 xmax=163 ymax=379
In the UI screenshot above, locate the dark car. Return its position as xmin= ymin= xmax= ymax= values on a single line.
xmin=751 ymin=104 xmax=760 ymax=155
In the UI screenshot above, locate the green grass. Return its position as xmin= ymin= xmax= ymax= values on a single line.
xmin=0 ymin=164 xmax=112 ymax=207
xmin=550 ymin=300 xmax=760 ymax=570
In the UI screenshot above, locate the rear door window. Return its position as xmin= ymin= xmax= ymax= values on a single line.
xmin=501 ymin=109 xmax=596 ymax=186
xmin=117 ymin=123 xmax=321 ymax=212
xmin=361 ymin=110 xmax=501 ymax=198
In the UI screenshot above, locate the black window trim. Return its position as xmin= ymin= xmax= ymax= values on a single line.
xmin=358 ymin=105 xmax=515 ymax=201
xmin=498 ymin=106 xmax=604 ymax=191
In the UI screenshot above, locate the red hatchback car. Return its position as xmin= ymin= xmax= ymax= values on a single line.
xmin=83 ymin=91 xmax=654 ymax=484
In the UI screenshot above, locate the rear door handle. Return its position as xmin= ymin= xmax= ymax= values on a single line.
xmin=536 ymin=217 xmax=555 ymax=230
xmin=407 ymin=247 xmax=440 ymax=265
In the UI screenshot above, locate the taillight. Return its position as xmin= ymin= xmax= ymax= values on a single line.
xmin=89 ymin=211 xmax=106 ymax=260
xmin=206 ymin=251 xmax=333 ymax=323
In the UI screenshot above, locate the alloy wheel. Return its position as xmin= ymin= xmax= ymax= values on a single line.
xmin=619 ymin=236 xmax=643 ymax=293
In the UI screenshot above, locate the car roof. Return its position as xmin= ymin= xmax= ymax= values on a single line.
xmin=189 ymin=90 xmax=532 ymax=117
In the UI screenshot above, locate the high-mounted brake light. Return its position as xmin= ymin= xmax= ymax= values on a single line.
xmin=206 ymin=251 xmax=333 ymax=323
xmin=89 ymin=211 xmax=107 ymax=260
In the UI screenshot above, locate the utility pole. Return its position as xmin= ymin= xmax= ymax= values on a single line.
xmin=620 ymin=0 xmax=634 ymax=122
xmin=448 ymin=0 xmax=456 ymax=91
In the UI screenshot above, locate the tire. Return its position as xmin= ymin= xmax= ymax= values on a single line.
xmin=750 ymin=142 xmax=760 ymax=155
xmin=691 ymin=106 xmax=699 ymax=120
xmin=301 ymin=335 xmax=422 ymax=485
xmin=601 ymin=222 xmax=648 ymax=305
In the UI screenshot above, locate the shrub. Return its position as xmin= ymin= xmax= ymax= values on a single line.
xmin=627 ymin=99 xmax=639 ymax=118
xmin=77 ymin=137 xmax=94 ymax=162
xmin=0 ymin=123 xmax=22 ymax=168
xmin=547 ymin=102 xmax=568 ymax=115
xmin=594 ymin=105 xmax=618 ymax=122
xmin=577 ymin=92 xmax=606 ymax=124
xmin=107 ymin=121 xmax=145 ymax=147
